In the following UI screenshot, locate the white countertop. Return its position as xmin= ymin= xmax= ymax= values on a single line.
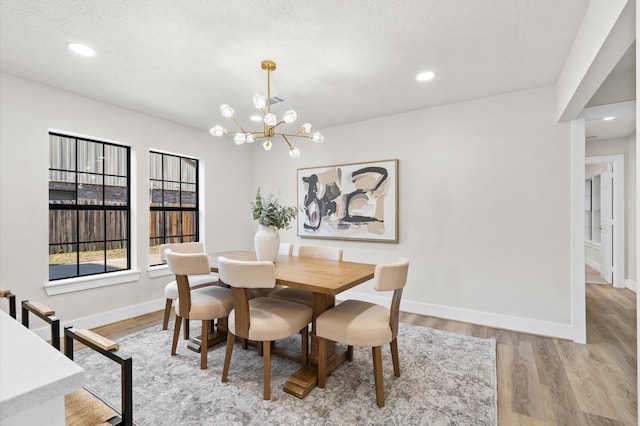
xmin=0 ymin=310 xmax=84 ymax=420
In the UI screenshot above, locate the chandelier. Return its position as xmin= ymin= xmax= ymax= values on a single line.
xmin=209 ymin=60 xmax=324 ymax=159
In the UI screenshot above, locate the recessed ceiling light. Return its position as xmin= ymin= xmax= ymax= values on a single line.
xmin=250 ymin=115 xmax=263 ymax=122
xmin=603 ymin=116 xmax=615 ymax=121
xmin=67 ymin=42 xmax=96 ymax=57
xmin=416 ymin=71 xmax=436 ymax=82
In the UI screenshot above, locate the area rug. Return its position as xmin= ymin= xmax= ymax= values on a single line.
xmin=73 ymin=322 xmax=497 ymax=425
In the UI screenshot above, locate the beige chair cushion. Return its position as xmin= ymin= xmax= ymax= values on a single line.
xmin=165 ymin=250 xmax=211 ymax=275
xmin=164 ymin=274 xmax=219 ymax=299
xmin=268 ymin=287 xmax=313 ymax=307
xmin=374 ymin=257 xmax=409 ymax=291
xmin=298 ymin=245 xmax=343 ymax=261
xmin=159 ymin=242 xmax=205 ymax=261
xmin=268 ymin=245 xmax=339 ymax=307
xmin=218 ymin=257 xmax=276 ymax=289
xmin=175 ymin=286 xmax=233 ymax=320
xmin=248 ymin=287 xmax=278 ymax=299
xmin=279 ymin=243 xmax=293 ymax=256
xmin=228 ymin=297 xmax=312 ymax=341
xmin=316 ymin=300 xmax=392 ymax=347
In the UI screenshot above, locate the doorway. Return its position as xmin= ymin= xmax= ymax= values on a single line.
xmin=585 ymin=155 xmax=625 ymax=288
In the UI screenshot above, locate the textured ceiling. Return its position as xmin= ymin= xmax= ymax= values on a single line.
xmin=1 ymin=0 xmax=626 ymax=138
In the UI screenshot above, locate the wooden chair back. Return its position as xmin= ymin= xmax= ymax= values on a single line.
xmin=165 ymin=249 xmax=211 ymax=319
xmin=217 ymin=257 xmax=276 ymax=339
xmin=373 ymin=257 xmax=409 ymax=340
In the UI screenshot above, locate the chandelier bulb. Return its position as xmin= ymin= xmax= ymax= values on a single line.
xmin=253 ymin=94 xmax=267 ymax=110
xmin=283 ymin=110 xmax=297 ymax=123
xmin=209 ymin=125 xmax=225 ymax=137
xmin=209 ymin=61 xmax=325 ymax=157
xmin=234 ymin=133 xmax=246 ymax=145
xmin=264 ymin=113 xmax=277 ymax=126
xmin=289 ymin=146 xmax=300 ymax=159
xmin=220 ymin=104 xmax=234 ymax=118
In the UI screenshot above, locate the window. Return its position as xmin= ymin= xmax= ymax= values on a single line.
xmin=149 ymin=151 xmax=199 ymax=266
xmin=49 ymin=133 xmax=130 ymax=280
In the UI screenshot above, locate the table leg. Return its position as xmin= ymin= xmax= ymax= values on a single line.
xmin=283 ymin=293 xmax=348 ymax=399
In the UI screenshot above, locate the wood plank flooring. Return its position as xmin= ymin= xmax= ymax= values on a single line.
xmin=88 ymin=284 xmax=637 ymax=425
xmin=586 ymin=264 xmax=610 ymax=285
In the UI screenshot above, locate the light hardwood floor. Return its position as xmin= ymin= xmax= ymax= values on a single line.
xmin=89 ymin=284 xmax=637 ymax=425
xmin=586 ymin=264 xmax=610 ymax=285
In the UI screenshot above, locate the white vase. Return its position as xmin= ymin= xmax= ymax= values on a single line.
xmin=254 ymin=225 xmax=280 ymax=262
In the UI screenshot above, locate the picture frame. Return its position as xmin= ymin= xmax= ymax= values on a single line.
xmin=297 ymin=159 xmax=398 ymax=242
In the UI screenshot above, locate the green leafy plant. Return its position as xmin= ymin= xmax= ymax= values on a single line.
xmin=251 ymin=187 xmax=297 ymax=229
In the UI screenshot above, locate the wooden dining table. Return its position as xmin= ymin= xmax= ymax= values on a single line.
xmin=208 ymin=250 xmax=376 ymax=399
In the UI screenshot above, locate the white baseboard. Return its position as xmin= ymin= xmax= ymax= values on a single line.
xmin=338 ymin=290 xmax=581 ymax=342
xmin=626 ymin=280 xmax=637 ymax=293
xmin=30 ymin=288 xmax=593 ymax=344
xmin=585 ymin=257 xmax=600 ymax=271
xmin=30 ymin=298 xmax=165 ymax=340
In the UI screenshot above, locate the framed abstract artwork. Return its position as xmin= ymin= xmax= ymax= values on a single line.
xmin=297 ymin=159 xmax=398 ymax=242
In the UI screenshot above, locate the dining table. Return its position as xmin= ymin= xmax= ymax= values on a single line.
xmin=208 ymin=250 xmax=376 ymax=399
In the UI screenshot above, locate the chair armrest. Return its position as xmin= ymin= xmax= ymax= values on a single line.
xmin=64 ymin=326 xmax=133 ymax=426
xmin=21 ymin=300 xmax=60 ymax=350
xmin=75 ymin=329 xmax=119 ymax=351
xmin=0 ymin=289 xmax=16 ymax=319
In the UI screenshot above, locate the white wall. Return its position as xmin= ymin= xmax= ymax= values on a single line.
xmin=0 ymin=75 xmax=583 ymax=339
xmin=630 ymin=133 xmax=637 ymax=284
xmin=0 ymin=73 xmax=254 ymax=328
xmin=586 ymin=133 xmax=637 ymax=284
xmin=251 ymin=85 xmax=576 ymax=338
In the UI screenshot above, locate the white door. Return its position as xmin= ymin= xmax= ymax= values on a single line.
xmin=599 ymin=163 xmax=613 ymax=283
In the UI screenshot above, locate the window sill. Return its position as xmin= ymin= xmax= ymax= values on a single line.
xmin=44 ymin=270 xmax=141 ymax=296
xmin=147 ymin=265 xmax=172 ymax=278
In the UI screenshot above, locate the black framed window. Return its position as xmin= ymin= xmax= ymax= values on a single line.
xmin=149 ymin=151 xmax=199 ymax=266
xmin=49 ymin=133 xmax=130 ymax=280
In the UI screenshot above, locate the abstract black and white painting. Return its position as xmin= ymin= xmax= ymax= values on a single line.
xmin=297 ymin=159 xmax=398 ymax=242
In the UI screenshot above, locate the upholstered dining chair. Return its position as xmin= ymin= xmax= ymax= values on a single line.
xmin=217 ymin=257 xmax=313 ymax=400
xmin=269 ymin=245 xmax=343 ymax=307
xmin=246 ymin=242 xmax=294 ymax=300
xmin=165 ymin=249 xmax=234 ymax=369
xmin=278 ymin=242 xmax=293 ymax=256
xmin=316 ymin=257 xmax=409 ymax=408
xmin=159 ymin=242 xmax=219 ymax=338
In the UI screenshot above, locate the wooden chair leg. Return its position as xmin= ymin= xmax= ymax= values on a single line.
xmin=318 ymin=337 xmax=327 ymax=388
xmin=183 ymin=318 xmax=190 ymax=340
xmin=301 ymin=327 xmax=308 ymax=365
xmin=200 ymin=320 xmax=208 ymax=370
xmin=372 ymin=346 xmax=384 ymax=408
xmin=263 ymin=341 xmax=271 ymax=400
xmin=347 ymin=345 xmax=354 ymax=361
xmin=241 ymin=338 xmax=248 ymax=350
xmin=221 ymin=333 xmax=235 ymax=382
xmin=390 ymin=338 xmax=400 ymax=377
xmin=162 ymin=299 xmax=172 ymax=330
xmin=171 ymin=316 xmax=182 ymax=355
xmin=258 ymin=341 xmax=263 ymax=357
